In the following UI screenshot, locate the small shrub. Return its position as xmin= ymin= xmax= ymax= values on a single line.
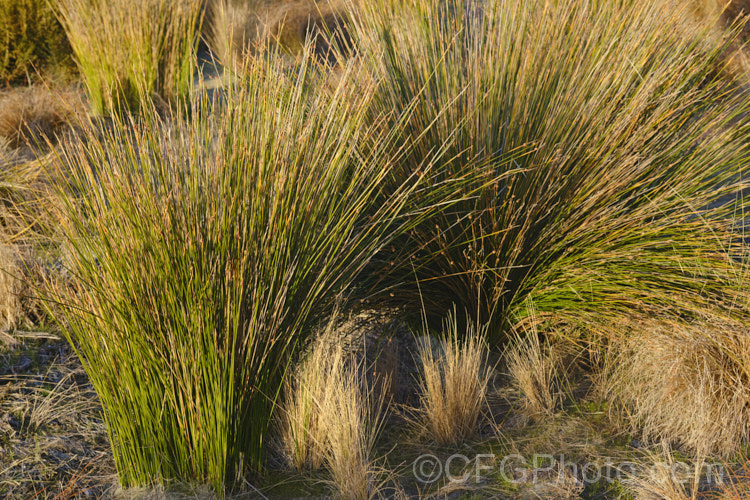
xmin=0 ymin=0 xmax=74 ymax=84
xmin=58 ymin=0 xmax=206 ymax=114
xmin=414 ymin=312 xmax=490 ymax=446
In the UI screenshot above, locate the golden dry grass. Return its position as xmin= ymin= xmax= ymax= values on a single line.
xmin=0 ymin=86 xmax=85 ymax=151
xmin=505 ymin=329 xmax=564 ymax=417
xmin=0 ymin=337 xmax=115 ymax=498
xmin=0 ymin=87 xmax=82 ymax=332
xmin=712 ymin=460 xmax=750 ymax=499
xmin=321 ymin=361 xmax=387 ymax=500
xmin=608 ymin=317 xmax=750 ymax=457
xmin=209 ymin=0 xmax=264 ymax=66
xmin=279 ymin=317 xmax=388 ymax=499
xmin=691 ymin=0 xmax=750 ymax=28
xmin=279 ymin=320 xmax=342 ymax=471
xmin=624 ymin=444 xmax=705 ymax=500
xmin=414 ymin=314 xmax=491 ymax=446
xmin=210 ymin=0 xmax=352 ymax=66
xmin=0 ymin=244 xmax=21 ymax=331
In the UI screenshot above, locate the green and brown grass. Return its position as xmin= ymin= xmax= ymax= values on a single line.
xmin=57 ymin=0 xmax=206 ymax=114
xmin=0 ymin=0 xmax=74 ymax=85
xmin=2 ymin=0 xmax=750 ymax=498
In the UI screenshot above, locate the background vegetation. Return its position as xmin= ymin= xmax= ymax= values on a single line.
xmin=57 ymin=0 xmax=206 ymax=114
xmin=354 ymin=0 xmax=750 ymax=338
xmin=0 ymin=0 xmax=73 ymax=84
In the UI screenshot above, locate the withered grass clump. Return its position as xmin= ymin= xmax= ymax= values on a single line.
xmin=280 ymin=317 xmax=388 ymax=499
xmin=0 ymin=243 xmax=21 ymax=331
xmin=609 ymin=317 xmax=750 ymax=456
xmin=624 ymin=444 xmax=704 ymax=500
xmin=280 ymin=319 xmax=343 ymax=472
xmin=0 ymin=86 xmax=85 ymax=150
xmin=505 ymin=329 xmax=564 ymax=416
xmin=210 ymin=0 xmax=353 ymax=68
xmin=320 ymin=352 xmax=387 ymax=500
xmin=415 ymin=314 xmax=490 ymax=446
xmin=209 ymin=0 xmax=264 ymax=66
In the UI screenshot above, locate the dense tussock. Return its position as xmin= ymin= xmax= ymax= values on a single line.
xmin=354 ymin=0 xmax=750 ymax=339
xmin=0 ymin=0 xmax=74 ymax=84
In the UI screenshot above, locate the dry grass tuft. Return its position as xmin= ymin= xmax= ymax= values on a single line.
xmin=505 ymin=329 xmax=565 ymax=417
xmin=0 ymin=87 xmax=77 ymax=331
xmin=713 ymin=459 xmax=750 ymax=499
xmin=0 ymin=243 xmax=21 ymax=331
xmin=623 ymin=444 xmax=705 ymax=500
xmin=414 ymin=313 xmax=491 ymax=446
xmin=608 ymin=317 xmax=750 ymax=457
xmin=280 ymin=319 xmax=343 ymax=471
xmin=211 ymin=0 xmax=353 ymax=67
xmin=279 ymin=316 xmax=388 ymax=499
xmin=264 ymin=1 xmax=352 ymax=63
xmin=0 ymin=86 xmax=85 ymax=151
xmin=209 ymin=0 xmax=265 ymax=66
xmin=691 ymin=0 xmax=750 ymax=33
xmin=322 ymin=359 xmax=387 ymax=500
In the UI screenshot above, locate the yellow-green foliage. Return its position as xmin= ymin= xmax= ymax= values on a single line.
xmin=58 ymin=0 xmax=206 ymax=114
xmin=356 ymin=0 xmax=750 ymax=339
xmin=44 ymin=54 xmax=447 ymax=490
xmin=0 ymin=0 xmax=73 ymax=84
